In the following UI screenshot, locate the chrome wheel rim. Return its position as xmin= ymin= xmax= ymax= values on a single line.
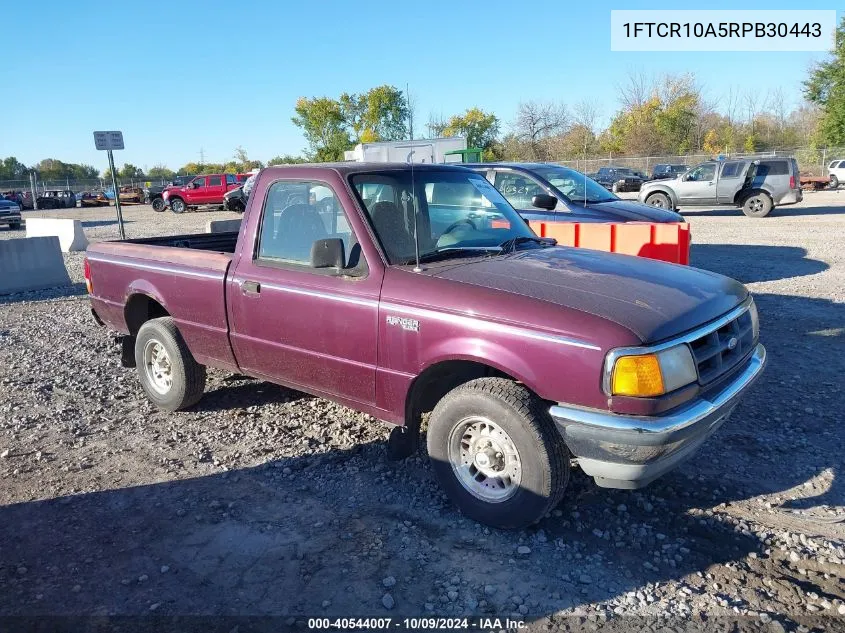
xmin=649 ymin=196 xmax=666 ymax=208
xmin=448 ymin=416 xmax=522 ymax=503
xmin=143 ymin=339 xmax=173 ymax=394
xmin=748 ymin=197 xmax=763 ymax=213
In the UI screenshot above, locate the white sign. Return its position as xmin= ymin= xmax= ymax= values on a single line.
xmin=93 ymin=131 xmax=124 ymax=151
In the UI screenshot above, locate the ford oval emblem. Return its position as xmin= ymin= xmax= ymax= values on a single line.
xmin=727 ymin=337 xmax=738 ymax=350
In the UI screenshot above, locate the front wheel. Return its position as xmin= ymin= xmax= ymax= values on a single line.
xmin=646 ymin=192 xmax=671 ymax=209
xmin=611 ymin=182 xmax=620 ymax=193
xmin=830 ymin=175 xmax=839 ymax=189
xmin=151 ymin=198 xmax=166 ymax=212
xmin=426 ymin=378 xmax=570 ymax=529
xmin=135 ymin=317 xmax=206 ymax=411
xmin=170 ymin=198 xmax=186 ymax=214
xmin=741 ymin=192 xmax=773 ymax=218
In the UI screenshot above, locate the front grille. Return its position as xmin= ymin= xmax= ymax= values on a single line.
xmin=688 ymin=308 xmax=755 ymax=384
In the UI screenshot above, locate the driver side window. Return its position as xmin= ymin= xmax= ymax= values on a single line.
xmin=192 ymin=177 xmax=207 ymax=188
xmin=687 ymin=164 xmax=716 ymax=182
xmin=493 ymin=171 xmax=545 ymax=209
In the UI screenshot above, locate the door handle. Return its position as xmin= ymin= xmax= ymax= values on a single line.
xmin=240 ymin=280 xmax=261 ymax=295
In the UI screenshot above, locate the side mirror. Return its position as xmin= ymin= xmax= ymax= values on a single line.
xmin=310 ymin=238 xmax=345 ymax=269
xmin=531 ymin=193 xmax=558 ymax=211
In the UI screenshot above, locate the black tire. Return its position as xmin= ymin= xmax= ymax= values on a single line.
xmin=741 ymin=192 xmax=773 ymax=218
xmin=830 ymin=175 xmax=839 ymax=189
xmin=170 ymin=197 xmax=186 ymax=214
xmin=151 ymin=198 xmax=166 ymax=212
xmin=134 ymin=317 xmax=206 ymax=411
xmin=426 ymin=377 xmax=569 ymax=529
xmin=646 ymin=192 xmax=672 ymax=209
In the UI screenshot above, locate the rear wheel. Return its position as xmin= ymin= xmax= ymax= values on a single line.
xmin=830 ymin=175 xmax=839 ymax=189
xmin=646 ymin=192 xmax=671 ymax=209
xmin=151 ymin=198 xmax=166 ymax=212
xmin=135 ymin=317 xmax=206 ymax=411
xmin=170 ymin=197 xmax=186 ymax=214
xmin=741 ymin=192 xmax=773 ymax=218
xmin=426 ymin=377 xmax=569 ymax=529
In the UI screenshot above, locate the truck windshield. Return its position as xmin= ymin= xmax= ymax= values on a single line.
xmin=531 ymin=166 xmax=617 ymax=204
xmin=351 ymin=170 xmax=537 ymax=265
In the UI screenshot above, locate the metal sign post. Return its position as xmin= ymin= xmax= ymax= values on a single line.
xmin=94 ymin=131 xmax=126 ymax=239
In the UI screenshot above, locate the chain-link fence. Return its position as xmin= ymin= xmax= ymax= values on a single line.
xmin=555 ymin=148 xmax=845 ymax=176
xmin=0 ymin=177 xmax=171 ymax=195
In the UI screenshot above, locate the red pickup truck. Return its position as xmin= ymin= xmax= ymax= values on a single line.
xmin=85 ymin=164 xmax=766 ymax=528
xmin=161 ymin=173 xmax=242 ymax=213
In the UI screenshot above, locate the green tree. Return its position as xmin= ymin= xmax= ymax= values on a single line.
xmin=291 ymin=96 xmax=352 ymax=161
xmin=232 ymin=147 xmax=264 ymax=172
xmin=0 ymin=157 xmax=29 ymax=180
xmin=147 ymin=165 xmax=175 ymax=180
xmin=268 ymin=155 xmax=309 ymax=165
xmin=118 ymin=163 xmax=143 ymax=179
xmin=439 ymin=107 xmax=500 ymax=150
xmin=804 ymin=17 xmax=845 ymax=145
xmin=339 ymin=85 xmax=410 ymax=143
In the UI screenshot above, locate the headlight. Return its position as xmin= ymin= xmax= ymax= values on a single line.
xmin=608 ymin=344 xmax=697 ymax=397
xmin=749 ymin=299 xmax=759 ymax=340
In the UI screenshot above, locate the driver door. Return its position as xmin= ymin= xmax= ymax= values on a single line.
xmin=492 ymin=169 xmax=556 ymax=221
xmin=227 ymin=179 xmax=380 ymax=405
xmin=186 ymin=176 xmax=207 ymax=205
xmin=673 ymin=163 xmax=717 ymax=205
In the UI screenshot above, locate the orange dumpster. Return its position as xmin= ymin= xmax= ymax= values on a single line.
xmin=527 ymin=221 xmax=690 ymax=265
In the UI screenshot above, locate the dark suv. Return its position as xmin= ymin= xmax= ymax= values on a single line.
xmin=651 ymin=164 xmax=689 ymax=180
xmin=463 ymin=163 xmax=683 ymax=224
xmin=591 ymin=166 xmax=646 ymax=192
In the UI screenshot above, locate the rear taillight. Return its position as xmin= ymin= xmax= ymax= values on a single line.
xmin=790 ymin=175 xmax=795 ymax=189
xmin=84 ymin=258 xmax=92 ymax=294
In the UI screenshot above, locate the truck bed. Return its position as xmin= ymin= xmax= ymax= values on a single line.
xmin=125 ymin=231 xmax=239 ymax=253
xmin=86 ymin=232 xmax=238 ymax=371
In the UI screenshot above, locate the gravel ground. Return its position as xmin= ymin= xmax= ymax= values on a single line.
xmin=0 ymin=196 xmax=843 ymax=630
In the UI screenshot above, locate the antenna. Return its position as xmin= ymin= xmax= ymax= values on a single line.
xmin=406 ymin=150 xmax=422 ymax=272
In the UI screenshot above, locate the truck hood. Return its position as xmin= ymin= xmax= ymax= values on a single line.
xmin=569 ymin=198 xmax=683 ymax=223
xmin=428 ymin=247 xmax=747 ymax=343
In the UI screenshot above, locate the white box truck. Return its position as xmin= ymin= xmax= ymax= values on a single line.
xmin=343 ymin=138 xmax=468 ymax=164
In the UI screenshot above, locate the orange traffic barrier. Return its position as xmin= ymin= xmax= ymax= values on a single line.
xmin=527 ymin=221 xmax=690 ymax=265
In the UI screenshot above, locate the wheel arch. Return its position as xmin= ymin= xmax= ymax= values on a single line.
xmin=124 ymin=292 xmax=171 ymax=336
xmin=734 ymin=187 xmax=773 ymax=206
xmin=644 ymin=186 xmax=678 ymax=206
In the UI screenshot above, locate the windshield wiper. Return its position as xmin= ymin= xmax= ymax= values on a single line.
xmin=401 ymin=247 xmax=502 ymax=265
xmin=499 ymin=235 xmax=556 ymax=254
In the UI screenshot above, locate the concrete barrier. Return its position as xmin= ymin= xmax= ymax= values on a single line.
xmin=25 ymin=218 xmax=88 ymax=252
xmin=206 ymin=218 xmax=242 ymax=234
xmin=0 ymin=237 xmax=72 ymax=295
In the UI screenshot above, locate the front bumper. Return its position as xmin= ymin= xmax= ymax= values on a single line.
xmin=0 ymin=213 xmax=22 ymax=225
xmin=550 ymin=343 xmax=766 ymax=489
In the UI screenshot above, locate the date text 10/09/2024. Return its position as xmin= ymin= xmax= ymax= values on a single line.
xmin=622 ymin=22 xmax=822 ymax=39
xmin=307 ymin=618 xmax=526 ymax=630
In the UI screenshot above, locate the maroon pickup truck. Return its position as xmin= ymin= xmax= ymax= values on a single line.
xmin=85 ymin=163 xmax=766 ymax=528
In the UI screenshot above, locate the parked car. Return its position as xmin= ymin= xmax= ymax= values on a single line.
xmin=0 ymin=198 xmax=22 ymax=230
xmin=36 ymin=189 xmax=76 ymax=209
xmin=145 ymin=176 xmax=196 ymax=212
xmin=651 ymin=164 xmax=689 ymax=181
xmin=591 ymin=166 xmax=646 ymax=192
xmin=161 ymin=173 xmax=241 ymax=213
xmin=118 ymin=186 xmax=144 ymax=204
xmin=827 ymin=159 xmax=845 ymax=188
xmin=464 ymin=163 xmax=684 ymax=224
xmin=85 ymin=163 xmax=766 ymax=529
xmin=78 ymin=192 xmax=110 ymax=207
xmin=638 ymin=158 xmax=802 ymax=218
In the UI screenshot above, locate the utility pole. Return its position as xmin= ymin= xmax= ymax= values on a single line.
xmin=407 ymin=83 xmax=414 ymax=140
xmin=199 ymin=147 xmax=206 ymax=166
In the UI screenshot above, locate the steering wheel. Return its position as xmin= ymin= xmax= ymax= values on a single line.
xmin=442 ymin=219 xmax=477 ymax=235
